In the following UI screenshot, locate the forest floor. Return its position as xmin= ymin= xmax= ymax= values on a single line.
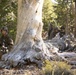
xmin=0 ymin=65 xmax=75 ymax=75
xmin=0 ymin=65 xmax=42 ymax=75
xmin=0 ymin=63 xmax=76 ymax=75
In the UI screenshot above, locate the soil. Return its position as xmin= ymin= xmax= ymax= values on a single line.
xmin=0 ymin=65 xmax=43 ymax=75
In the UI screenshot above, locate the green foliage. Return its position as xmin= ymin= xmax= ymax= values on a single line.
xmin=0 ymin=0 xmax=17 ymax=41
xmin=42 ymin=60 xmax=73 ymax=75
xmin=42 ymin=0 xmax=56 ymax=31
xmin=53 ymin=0 xmax=74 ymax=28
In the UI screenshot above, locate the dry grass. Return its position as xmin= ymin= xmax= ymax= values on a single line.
xmin=42 ymin=60 xmax=74 ymax=75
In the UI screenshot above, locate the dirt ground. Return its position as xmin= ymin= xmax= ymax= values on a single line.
xmin=0 ymin=69 xmax=42 ymax=75
xmin=0 ymin=65 xmax=42 ymax=75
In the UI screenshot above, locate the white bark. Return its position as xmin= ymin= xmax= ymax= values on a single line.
xmin=15 ymin=0 xmax=44 ymax=44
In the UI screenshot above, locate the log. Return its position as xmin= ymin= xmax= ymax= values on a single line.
xmin=58 ymin=52 xmax=76 ymax=58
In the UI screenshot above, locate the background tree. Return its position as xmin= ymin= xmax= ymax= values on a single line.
xmin=53 ymin=0 xmax=74 ymax=35
xmin=73 ymin=0 xmax=76 ymax=37
xmin=42 ymin=0 xmax=56 ymax=31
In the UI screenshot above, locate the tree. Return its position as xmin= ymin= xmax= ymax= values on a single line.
xmin=2 ymin=0 xmax=51 ymax=67
xmin=53 ymin=0 xmax=74 ymax=34
xmin=53 ymin=0 xmax=67 ymax=26
xmin=74 ymin=0 xmax=76 ymax=37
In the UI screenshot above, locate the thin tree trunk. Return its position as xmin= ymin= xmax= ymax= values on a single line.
xmin=66 ymin=0 xmax=69 ymax=35
xmin=74 ymin=1 xmax=76 ymax=37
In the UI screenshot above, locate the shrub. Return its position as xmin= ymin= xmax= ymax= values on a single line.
xmin=42 ymin=60 xmax=73 ymax=75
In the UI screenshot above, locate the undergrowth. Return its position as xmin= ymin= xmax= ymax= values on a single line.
xmin=42 ymin=60 xmax=74 ymax=75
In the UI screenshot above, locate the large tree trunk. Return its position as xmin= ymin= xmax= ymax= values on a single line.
xmin=15 ymin=0 xmax=43 ymax=44
xmin=1 ymin=0 xmax=51 ymax=67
